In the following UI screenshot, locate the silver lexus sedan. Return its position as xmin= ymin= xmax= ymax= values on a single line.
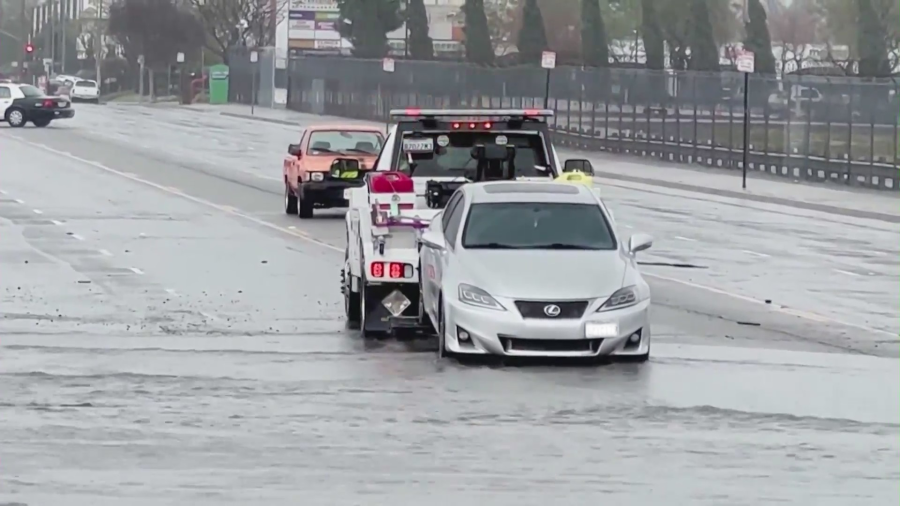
xmin=418 ymin=181 xmax=653 ymax=361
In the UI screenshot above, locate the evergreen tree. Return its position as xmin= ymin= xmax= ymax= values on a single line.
xmin=338 ymin=0 xmax=402 ymax=58
xmin=517 ymin=0 xmax=548 ymax=64
xmin=462 ymin=0 xmax=494 ymax=64
xmin=640 ymin=0 xmax=665 ymax=71
xmin=407 ymin=0 xmax=434 ymax=59
xmin=743 ymin=0 xmax=775 ymax=74
xmin=687 ymin=0 xmax=719 ymax=71
xmin=580 ymin=0 xmax=609 ymax=67
xmin=857 ymin=0 xmax=890 ymax=77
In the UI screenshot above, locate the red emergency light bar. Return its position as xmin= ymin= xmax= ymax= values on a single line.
xmin=391 ymin=108 xmax=554 ymax=119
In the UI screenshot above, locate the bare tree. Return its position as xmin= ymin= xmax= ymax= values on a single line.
xmin=190 ymin=0 xmax=287 ymax=64
xmin=769 ymin=0 xmax=818 ymax=74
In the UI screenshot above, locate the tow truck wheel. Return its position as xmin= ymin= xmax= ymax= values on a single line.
xmin=297 ymin=189 xmax=314 ymax=219
xmin=284 ymin=184 xmax=298 ymax=215
xmin=343 ymin=257 xmax=360 ymax=328
xmin=436 ymin=293 xmax=448 ymax=358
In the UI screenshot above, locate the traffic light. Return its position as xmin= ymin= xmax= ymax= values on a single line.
xmin=24 ymin=43 xmax=34 ymax=54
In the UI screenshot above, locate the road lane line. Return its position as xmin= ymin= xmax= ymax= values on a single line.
xmin=129 ymin=267 xmax=144 ymax=275
xmin=98 ymin=249 xmax=113 ymax=256
xmin=16 ymin=135 xmax=891 ymax=337
xmin=32 ymin=209 xmax=43 ymax=214
xmin=200 ymin=311 xmax=222 ymax=321
xmin=0 ymin=189 xmax=6 ymax=195
xmin=833 ymin=269 xmax=860 ymax=277
xmin=742 ymin=249 xmax=770 ymax=258
xmin=165 ymin=288 xmax=179 ymax=297
xmin=674 ymin=236 xmax=696 ymax=242
xmin=13 ymin=198 xmax=24 ymax=204
xmin=70 ymin=234 xmax=85 ymax=241
xmin=50 ymin=219 xmax=64 ymax=225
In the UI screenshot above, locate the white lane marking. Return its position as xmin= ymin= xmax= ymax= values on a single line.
xmin=674 ymin=236 xmax=697 ymax=242
xmin=129 ymin=267 xmax=144 ymax=275
xmin=833 ymin=269 xmax=860 ymax=277
xmin=51 ymin=219 xmax=64 ymax=225
xmin=742 ymin=249 xmax=770 ymax=258
xmin=622 ymin=224 xmax=633 ymax=229
xmin=254 ymin=173 xmax=281 ymax=181
xmin=0 ymin=189 xmax=6 ymax=195
xmin=18 ymin=135 xmax=891 ymax=337
xmin=165 ymin=288 xmax=179 ymax=297
xmin=13 ymin=198 xmax=24 ymax=204
xmin=98 ymin=249 xmax=113 ymax=256
xmin=645 ymin=271 xmax=895 ymax=337
xmin=288 ymin=226 xmax=297 ymax=230
xmin=70 ymin=234 xmax=85 ymax=241
xmin=32 ymin=209 xmax=43 ymax=214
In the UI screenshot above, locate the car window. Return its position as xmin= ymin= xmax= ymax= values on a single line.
xmin=443 ymin=195 xmax=466 ymax=246
xmin=19 ymin=85 xmax=44 ymax=98
xmin=462 ymin=202 xmax=617 ymax=250
xmin=398 ymin=131 xmax=552 ymax=178
xmin=306 ymin=130 xmax=384 ymax=156
xmin=442 ymin=191 xmax=463 ymax=229
xmin=0 ymin=87 xmax=11 ymax=99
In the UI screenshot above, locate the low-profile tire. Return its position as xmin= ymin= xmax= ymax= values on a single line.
xmin=297 ymin=188 xmax=314 ymax=219
xmin=284 ymin=184 xmax=298 ymax=215
xmin=436 ymin=293 xmax=448 ymax=358
xmin=32 ymin=118 xmax=51 ymax=128
xmin=6 ymin=108 xmax=26 ymax=128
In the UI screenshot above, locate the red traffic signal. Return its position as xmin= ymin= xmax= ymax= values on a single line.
xmin=24 ymin=43 xmax=34 ymax=54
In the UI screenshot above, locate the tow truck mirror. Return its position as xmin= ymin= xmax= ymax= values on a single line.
xmin=564 ymin=159 xmax=594 ymax=175
xmin=288 ymin=144 xmax=302 ymax=157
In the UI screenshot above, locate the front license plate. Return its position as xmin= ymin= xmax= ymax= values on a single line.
xmin=339 ymin=170 xmax=359 ymax=179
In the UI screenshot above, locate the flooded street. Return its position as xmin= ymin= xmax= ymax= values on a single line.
xmin=1 ymin=104 xmax=897 ymax=505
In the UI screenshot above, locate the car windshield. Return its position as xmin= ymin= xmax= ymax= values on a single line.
xmin=462 ymin=202 xmax=617 ymax=250
xmin=307 ymin=131 xmax=383 ymax=155
xmin=76 ymin=81 xmax=97 ymax=88
xmin=20 ymin=85 xmax=44 ymax=97
xmin=397 ymin=132 xmax=552 ymax=179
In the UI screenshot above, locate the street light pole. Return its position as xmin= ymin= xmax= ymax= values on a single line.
xmin=403 ymin=0 xmax=408 ymax=58
xmin=61 ymin=0 xmax=67 ymax=74
xmin=95 ymin=0 xmax=103 ymax=92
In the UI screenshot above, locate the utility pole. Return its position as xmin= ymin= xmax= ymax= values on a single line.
xmin=61 ymin=0 xmax=67 ymax=74
xmin=94 ymin=0 xmax=103 ymax=92
xmin=18 ymin=0 xmax=26 ymax=81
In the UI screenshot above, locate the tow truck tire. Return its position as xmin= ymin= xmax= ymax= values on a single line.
xmin=343 ymin=252 xmax=361 ymax=328
xmin=284 ymin=184 xmax=298 ymax=215
xmin=436 ymin=293 xmax=448 ymax=358
xmin=6 ymin=108 xmax=26 ymax=128
xmin=297 ymin=190 xmax=314 ymax=219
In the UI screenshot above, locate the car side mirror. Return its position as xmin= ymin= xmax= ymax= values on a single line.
xmin=420 ymin=230 xmax=445 ymax=251
xmin=288 ymin=144 xmax=301 ymax=157
xmin=628 ymin=233 xmax=653 ymax=254
xmin=564 ymin=159 xmax=594 ymax=175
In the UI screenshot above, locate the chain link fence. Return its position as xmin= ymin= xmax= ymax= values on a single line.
xmin=281 ymin=56 xmax=900 ymax=191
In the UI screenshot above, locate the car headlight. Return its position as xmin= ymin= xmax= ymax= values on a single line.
xmin=598 ymin=286 xmax=640 ymax=312
xmin=310 ymin=172 xmax=324 ymax=182
xmin=458 ymin=284 xmax=505 ymax=311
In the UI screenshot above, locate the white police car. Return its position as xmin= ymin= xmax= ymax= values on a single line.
xmin=0 ymin=82 xmax=74 ymax=127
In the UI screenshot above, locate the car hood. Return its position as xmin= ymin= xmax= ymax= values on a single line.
xmin=458 ymin=249 xmax=629 ymax=300
xmin=301 ymin=154 xmax=377 ymax=172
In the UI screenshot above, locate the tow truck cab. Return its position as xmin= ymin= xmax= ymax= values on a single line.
xmin=374 ymin=109 xmax=573 ymax=207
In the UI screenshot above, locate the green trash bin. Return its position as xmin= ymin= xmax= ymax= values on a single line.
xmin=208 ymin=64 xmax=229 ymax=105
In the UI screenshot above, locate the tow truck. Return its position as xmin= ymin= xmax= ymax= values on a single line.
xmin=340 ymin=108 xmax=597 ymax=337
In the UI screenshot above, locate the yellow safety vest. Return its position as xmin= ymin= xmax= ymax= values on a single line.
xmin=555 ymin=171 xmax=594 ymax=187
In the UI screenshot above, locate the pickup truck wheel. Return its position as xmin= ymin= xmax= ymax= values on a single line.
xmin=297 ymin=190 xmax=314 ymax=219
xmin=284 ymin=184 xmax=298 ymax=215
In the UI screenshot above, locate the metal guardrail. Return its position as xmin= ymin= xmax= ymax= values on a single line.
xmin=271 ymin=56 xmax=899 ymax=190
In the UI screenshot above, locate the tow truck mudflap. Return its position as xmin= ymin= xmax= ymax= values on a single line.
xmin=362 ymin=282 xmax=431 ymax=336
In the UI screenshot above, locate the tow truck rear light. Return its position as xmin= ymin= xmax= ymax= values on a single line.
xmin=370 ymin=262 xmax=413 ymax=279
xmin=405 ymin=108 xmax=421 ymax=116
xmin=452 ymin=122 xmax=461 ymax=129
xmin=376 ymin=203 xmax=415 ymax=211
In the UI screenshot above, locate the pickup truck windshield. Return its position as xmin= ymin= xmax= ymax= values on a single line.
xmin=307 ymin=131 xmax=384 ymax=155
xmin=398 ymin=132 xmax=552 ymax=178
xmin=462 ymin=202 xmax=617 ymax=250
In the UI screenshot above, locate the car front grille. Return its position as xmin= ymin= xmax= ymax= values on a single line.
xmin=514 ymin=300 xmax=588 ymax=319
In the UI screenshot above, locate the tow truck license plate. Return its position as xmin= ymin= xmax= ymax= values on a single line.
xmin=402 ymin=138 xmax=434 ymax=153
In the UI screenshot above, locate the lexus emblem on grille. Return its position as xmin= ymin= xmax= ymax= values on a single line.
xmin=543 ymin=304 xmax=561 ymax=317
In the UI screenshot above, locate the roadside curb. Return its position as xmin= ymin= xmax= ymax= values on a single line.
xmin=220 ymin=111 xmax=300 ymax=126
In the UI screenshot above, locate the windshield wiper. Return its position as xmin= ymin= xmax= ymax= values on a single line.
xmin=465 ymin=243 xmax=525 ymax=249
xmin=343 ymin=148 xmax=373 ymax=154
xmin=530 ymin=243 xmax=596 ymax=250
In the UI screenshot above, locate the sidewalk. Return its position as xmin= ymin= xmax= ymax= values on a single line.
xmin=187 ymin=103 xmax=900 ymax=223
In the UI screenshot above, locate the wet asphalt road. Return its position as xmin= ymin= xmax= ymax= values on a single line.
xmin=0 ymin=104 xmax=897 ymax=505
